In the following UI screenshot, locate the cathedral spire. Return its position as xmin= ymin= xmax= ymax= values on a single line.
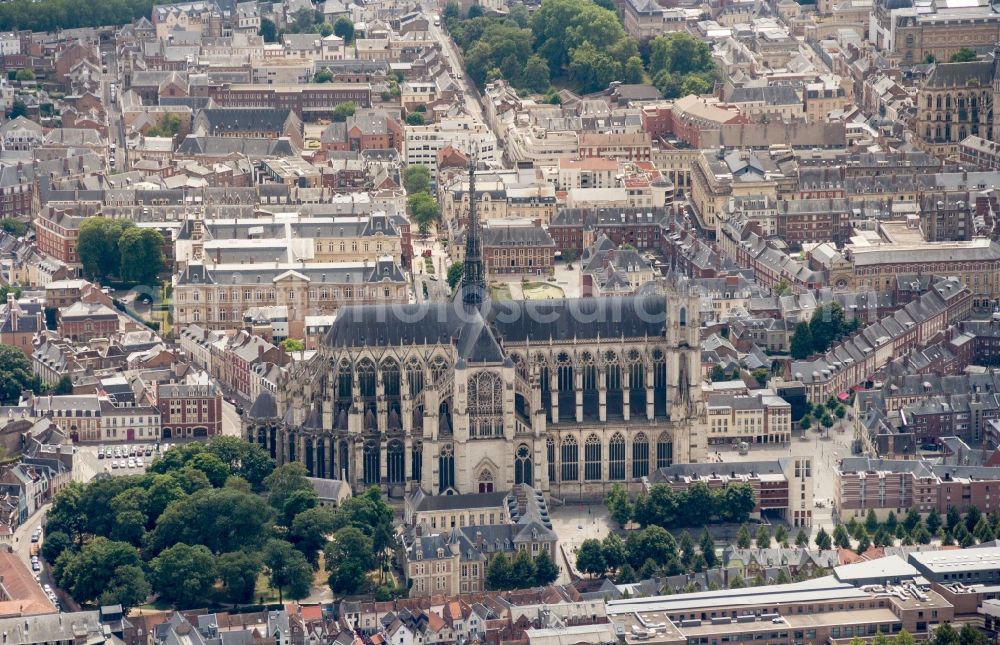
xmin=458 ymin=153 xmax=486 ymax=309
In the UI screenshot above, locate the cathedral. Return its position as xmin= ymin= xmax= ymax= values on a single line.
xmin=244 ymin=164 xmax=705 ymax=502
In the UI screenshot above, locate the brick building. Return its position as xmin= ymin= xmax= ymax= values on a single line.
xmin=206 ymin=83 xmax=372 ymax=121
xmin=155 ymin=382 xmax=223 ymax=439
xmin=58 ymin=302 xmax=119 ymax=342
xmin=548 ymin=207 xmax=671 ymax=255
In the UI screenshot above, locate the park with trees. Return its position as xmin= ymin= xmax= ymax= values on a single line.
xmin=604 ymin=481 xmax=757 ymax=529
xmin=77 ymin=216 xmax=165 ymax=287
xmin=443 ymin=0 xmax=717 ymax=96
xmin=42 ymin=437 xmax=399 ymax=610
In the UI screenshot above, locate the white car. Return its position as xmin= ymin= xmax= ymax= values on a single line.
xmin=127 ymin=458 xmax=136 ymax=469
xmin=136 ymin=457 xmax=144 ymax=468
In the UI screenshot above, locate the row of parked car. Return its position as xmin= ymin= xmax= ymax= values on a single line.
xmin=98 ymin=444 xmax=154 ymax=459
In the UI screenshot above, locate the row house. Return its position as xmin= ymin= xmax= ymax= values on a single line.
xmin=791 ymin=277 xmax=972 ymax=401
xmin=222 ymin=331 xmax=289 ymax=402
xmin=548 ymin=207 xmax=671 ymax=256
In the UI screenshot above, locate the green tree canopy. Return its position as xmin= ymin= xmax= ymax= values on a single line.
xmin=118 ymin=226 xmax=164 ymax=285
xmin=265 ymin=538 xmax=314 ymax=602
xmin=78 ymin=216 xmax=131 ymax=282
xmin=949 ymin=48 xmax=977 ymax=62
xmin=447 ymin=262 xmax=464 ymax=291
xmin=259 ymin=17 xmax=278 ymax=42
xmin=408 ymin=192 xmax=441 ymax=235
xmin=406 ymin=112 xmax=426 ymax=126
xmin=576 ymin=538 xmax=606 ymax=577
xmin=324 ymin=527 xmax=373 ymax=595
xmin=216 ymin=551 xmax=262 ymax=605
xmin=332 ymin=101 xmax=357 ymax=122
xmin=150 ymin=543 xmax=217 ymax=608
xmin=0 ymin=344 xmax=40 ymax=404
xmin=334 ymin=16 xmax=355 ymax=42
xmin=790 ymin=321 xmax=813 ymax=359
xmin=403 ymin=164 xmax=431 ymax=194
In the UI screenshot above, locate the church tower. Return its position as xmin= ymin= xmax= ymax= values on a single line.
xmin=457 ymin=156 xmax=487 ymax=309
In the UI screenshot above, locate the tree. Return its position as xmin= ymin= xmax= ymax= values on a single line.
xmin=755 ymin=524 xmax=771 ymax=549
xmin=99 ymin=565 xmax=150 ymax=614
xmin=314 ymin=68 xmax=334 ymax=83
xmin=903 ymin=506 xmax=922 ymax=533
xmin=4 ymin=98 xmax=27 ymax=121
xmin=216 ymin=551 xmax=262 ymax=605
xmin=0 ymin=218 xmax=27 ymax=237
xmin=522 ymin=55 xmax=551 ymax=93
xmin=833 ymin=523 xmax=851 ymax=549
xmin=149 ymin=487 xmax=273 ymax=554
xmin=710 ymin=364 xmax=726 ymax=382
xmin=511 ymin=548 xmax=537 ymax=585
xmin=290 ymin=506 xmax=338 ymax=567
xmin=965 ymin=505 xmax=982 ymax=533
xmin=625 ymin=526 xmax=677 ymax=568
xmin=576 ymin=538 xmax=606 ymax=577
xmin=40 ymin=530 xmax=72 ymax=563
xmin=700 ymin=529 xmax=717 ymax=567
xmin=800 ymin=416 xmax=812 ymax=431
xmin=403 ymin=164 xmax=431 ymax=194
xmin=534 ymin=550 xmax=560 ymax=585
xmin=736 ymin=524 xmax=752 ymax=549
xmin=15 ymin=68 xmax=34 ymax=81
xmin=52 ymin=374 xmax=74 ymax=395
xmin=0 ymin=344 xmax=40 ymax=404
xmin=795 ymin=529 xmax=809 ymax=547
xmin=408 ymin=192 xmax=440 ymax=234
xmin=58 ymin=537 xmax=143 ymax=604
xmin=150 ymin=543 xmax=216 ymax=608
xmin=934 ymin=623 xmax=960 ymax=645
xmin=261 ymin=539 xmax=312 ymax=601
xmin=926 ymin=508 xmax=942 ymax=534
xmin=815 ymin=526 xmax=832 ymax=550
xmin=947 ymin=505 xmax=962 ymax=532
xmin=333 ymin=16 xmax=354 ymax=42
xmin=616 ymin=562 xmax=636 ymax=584
xmin=562 ymin=247 xmax=578 ymax=265
xmin=865 ymin=509 xmax=879 ymax=533
xmin=950 ymin=47 xmax=977 ymax=62
xmin=895 ymin=630 xmax=916 ymax=645
xmin=118 ymin=226 xmax=164 ymax=286
xmin=790 ymin=322 xmax=813 ymax=359
xmin=605 ymin=483 xmax=632 ymax=527
xmin=602 ymin=533 xmax=627 ymax=571
xmin=406 ymin=112 xmax=426 ymax=126
xmin=678 ymin=530 xmax=695 ymax=567
xmin=774 ymin=525 xmax=788 ymax=548
xmin=622 ymin=55 xmax=645 ymax=84
xmin=809 ymin=302 xmax=848 ymax=353
xmin=855 ymin=527 xmax=871 ymax=554
xmin=486 ymin=552 xmax=513 ymax=590
xmin=324 ymin=527 xmax=373 ymax=595
xmin=78 ymin=216 xmax=130 ymax=282
xmin=468 ymin=3 xmax=484 ymax=17
xmin=568 ymin=41 xmax=621 ymax=93
xmin=264 ymin=462 xmax=315 ymax=520
xmin=443 ymin=1 xmax=461 ymax=22
xmin=332 ymin=101 xmax=357 ymax=122
xmin=445 ymin=262 xmax=464 ymax=291
xmin=259 ymin=17 xmax=277 ymax=42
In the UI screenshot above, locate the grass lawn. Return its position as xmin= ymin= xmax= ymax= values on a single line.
xmin=522 ymin=282 xmax=564 ymax=300
xmin=491 ymin=284 xmax=512 ymax=300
